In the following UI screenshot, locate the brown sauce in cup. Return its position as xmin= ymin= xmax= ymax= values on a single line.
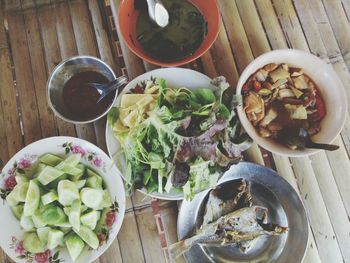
xmin=63 ymin=71 xmax=114 ymax=121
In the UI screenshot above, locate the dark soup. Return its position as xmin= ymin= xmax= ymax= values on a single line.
xmin=63 ymin=71 xmax=114 ymax=121
xmin=136 ymin=0 xmax=207 ymax=62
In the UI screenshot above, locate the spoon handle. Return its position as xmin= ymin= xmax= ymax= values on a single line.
xmin=305 ymin=142 xmax=339 ymax=151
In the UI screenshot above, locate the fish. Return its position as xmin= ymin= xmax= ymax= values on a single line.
xmin=169 ymin=206 xmax=288 ymax=260
xmin=202 ymin=179 xmax=252 ymax=226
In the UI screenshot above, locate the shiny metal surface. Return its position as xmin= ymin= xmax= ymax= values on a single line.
xmin=177 ymin=162 xmax=308 ymax=263
xmin=47 ymin=55 xmax=117 ymax=124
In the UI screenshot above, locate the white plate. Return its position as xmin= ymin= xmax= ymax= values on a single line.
xmin=105 ymin=68 xmax=213 ymax=200
xmin=0 ymin=136 xmax=125 ymax=263
xmin=236 ymin=49 xmax=348 ymax=157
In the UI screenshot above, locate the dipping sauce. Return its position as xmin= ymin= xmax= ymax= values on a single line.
xmin=63 ymin=71 xmax=114 ymax=121
xmin=136 ymin=0 xmax=207 ymax=62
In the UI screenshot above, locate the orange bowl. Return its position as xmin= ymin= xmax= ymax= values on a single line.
xmin=118 ymin=0 xmax=220 ymax=67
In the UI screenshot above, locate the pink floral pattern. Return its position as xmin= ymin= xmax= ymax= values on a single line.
xmin=62 ymin=142 xmax=107 ymax=172
xmin=10 ymin=236 xmax=61 ymax=263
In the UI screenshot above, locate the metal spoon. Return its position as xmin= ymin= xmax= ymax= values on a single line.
xmin=87 ymin=75 xmax=128 ymax=103
xmin=277 ymin=128 xmax=339 ymax=151
xmin=146 ymin=0 xmax=169 ymax=28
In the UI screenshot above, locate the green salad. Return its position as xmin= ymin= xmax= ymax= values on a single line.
xmin=6 ymin=153 xmax=116 ymax=262
xmin=108 ymin=77 xmax=250 ymax=199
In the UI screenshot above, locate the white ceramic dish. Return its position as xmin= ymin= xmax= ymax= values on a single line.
xmin=105 ymin=68 xmax=213 ymax=200
xmin=0 ymin=137 xmax=126 ymax=263
xmin=236 ymin=49 xmax=348 ymax=157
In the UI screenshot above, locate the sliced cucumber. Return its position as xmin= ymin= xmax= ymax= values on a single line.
xmin=80 ymin=210 xmax=101 ymax=230
xmin=74 ymin=180 xmax=86 ymax=189
xmin=99 ymin=190 xmax=112 ymax=209
xmin=56 ymin=154 xmax=81 ymax=169
xmin=32 ymin=213 xmax=47 ymax=228
xmin=62 ymin=165 xmax=83 ymax=177
xmin=23 ymin=232 xmax=45 ymax=253
xmin=41 ymin=205 xmax=67 ymax=225
xmin=47 ymin=229 xmax=64 ymax=250
xmin=15 ymin=174 xmax=29 ymax=184
xmin=33 ymin=163 xmax=47 ymax=178
xmin=39 ymin=153 xmax=63 ymax=167
xmin=65 ymin=233 xmax=85 ymax=262
xmin=6 ymin=182 xmax=29 ymax=206
xmin=95 ymin=208 xmax=111 ymax=232
xmin=55 ymin=221 xmax=72 ymax=228
xmin=80 ymin=188 xmax=103 ymax=209
xmin=86 ymin=175 xmax=103 ymax=189
xmin=69 ymin=199 xmax=81 ymax=231
xmin=80 ymin=205 xmax=88 ymax=213
xmin=11 ymin=204 xmax=24 ymax=220
xmin=47 ymin=174 xmax=68 ymax=189
xmin=20 ymin=215 xmax=35 ymax=232
xmin=60 ymin=226 xmax=72 ymax=234
xmin=23 ymin=181 xmax=40 ymax=216
xmin=37 ymin=166 xmax=64 ymax=185
xmin=74 ymin=225 xmax=99 ymax=249
xmin=58 ymin=180 xmax=79 ymax=206
xmin=41 ymin=190 xmax=58 ymax=205
xmin=37 ymin=226 xmax=51 ymax=245
xmin=87 ymin=168 xmax=99 ymax=177
xmin=64 ymin=207 xmax=72 ymax=216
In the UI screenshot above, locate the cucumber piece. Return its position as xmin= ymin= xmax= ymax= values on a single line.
xmin=47 ymin=174 xmax=68 ymax=189
xmin=6 ymin=182 xmax=29 ymax=206
xmin=65 ymin=233 xmax=85 ymax=262
xmin=69 ymin=199 xmax=81 ymax=231
xmin=32 ymin=213 xmax=47 ymax=228
xmin=99 ymin=190 xmax=112 ymax=209
xmin=80 ymin=210 xmax=101 ymax=230
xmin=11 ymin=204 xmax=24 ymax=220
xmin=47 ymin=229 xmax=64 ymax=250
xmin=34 ymin=163 xmax=47 ymax=178
xmin=77 ymin=163 xmax=86 ymax=174
xmin=75 ymin=180 xmax=86 ymax=189
xmin=37 ymin=226 xmax=51 ymax=245
xmin=15 ymin=174 xmax=29 ymax=184
xmin=41 ymin=205 xmax=67 ymax=225
xmin=23 ymin=232 xmax=45 ymax=253
xmin=69 ymin=163 xmax=85 ymax=181
xmin=80 ymin=188 xmax=103 ymax=209
xmin=55 ymin=221 xmax=72 ymax=228
xmin=74 ymin=225 xmax=99 ymax=249
xmin=64 ymin=207 xmax=72 ymax=216
xmin=81 ymin=205 xmax=88 ymax=213
xmin=95 ymin=208 xmax=111 ymax=232
xmin=56 ymin=154 xmax=81 ymax=169
xmin=60 ymin=226 xmax=72 ymax=234
xmin=86 ymin=175 xmax=103 ymax=189
xmin=20 ymin=215 xmax=35 ymax=232
xmin=41 ymin=190 xmax=58 ymax=205
xmin=23 ymin=181 xmax=40 ymax=216
xmin=39 ymin=153 xmax=63 ymax=167
xmin=62 ymin=166 xmax=83 ymax=177
xmin=58 ymin=180 xmax=79 ymax=206
xmin=87 ymin=168 xmax=99 ymax=177
xmin=37 ymin=166 xmax=64 ymax=185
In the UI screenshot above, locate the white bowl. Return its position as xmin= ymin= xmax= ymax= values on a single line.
xmin=236 ymin=49 xmax=348 ymax=157
xmin=105 ymin=68 xmax=213 ymax=200
xmin=0 ymin=137 xmax=125 ymax=263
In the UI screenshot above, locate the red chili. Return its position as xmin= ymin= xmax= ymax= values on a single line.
xmin=253 ymin=80 xmax=262 ymax=92
xmin=312 ymin=94 xmax=326 ymax=122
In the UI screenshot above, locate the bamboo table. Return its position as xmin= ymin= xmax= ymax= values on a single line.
xmin=0 ymin=0 xmax=350 ymax=262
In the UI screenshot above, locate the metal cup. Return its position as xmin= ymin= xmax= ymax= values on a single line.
xmin=47 ymin=55 xmax=117 ymax=124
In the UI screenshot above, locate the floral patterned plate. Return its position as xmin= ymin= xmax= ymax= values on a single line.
xmin=0 ymin=136 xmax=126 ymax=263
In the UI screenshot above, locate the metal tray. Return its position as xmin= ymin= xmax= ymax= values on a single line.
xmin=177 ymin=162 xmax=308 ymax=263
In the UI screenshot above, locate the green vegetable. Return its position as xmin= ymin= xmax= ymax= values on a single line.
xmin=23 ymin=180 xmax=40 ymax=216
xmin=74 ymin=225 xmax=99 ymax=249
xmin=65 ymin=234 xmax=85 ymax=262
xmin=41 ymin=190 xmax=58 ymax=205
xmin=57 ymin=180 xmax=80 ymax=206
xmin=23 ymin=232 xmax=45 ymax=253
xmin=38 ymin=166 xmax=65 ymax=185
xmin=11 ymin=204 xmax=24 ymax=220
xmin=47 ymin=229 xmax=64 ymax=250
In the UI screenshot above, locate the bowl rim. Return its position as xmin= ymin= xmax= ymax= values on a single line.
xmin=235 ymin=49 xmax=348 ymax=157
xmin=0 ymin=136 xmax=126 ymax=263
xmin=47 ymin=55 xmax=117 ymax=124
xmin=117 ymin=0 xmax=221 ymax=67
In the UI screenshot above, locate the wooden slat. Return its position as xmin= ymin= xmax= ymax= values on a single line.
xmin=110 ymin=0 xmax=145 ymax=79
xmin=7 ymin=11 xmax=42 ymax=144
xmin=291 ymin=157 xmax=343 ymax=262
xmin=22 ymin=2 xmax=57 ymax=138
xmin=135 ymin=207 xmax=166 ymax=263
xmin=341 ymin=0 xmax=350 ymax=20
xmin=0 ymin=6 xmax=22 ymax=158
xmin=117 ymin=212 xmax=145 ymax=263
xmin=36 ymin=0 xmax=77 ymax=137
xmin=321 ymin=0 xmax=350 ymax=69
xmin=293 ymin=0 xmax=350 ymax=153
